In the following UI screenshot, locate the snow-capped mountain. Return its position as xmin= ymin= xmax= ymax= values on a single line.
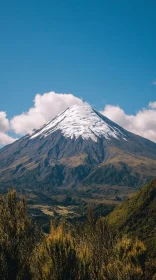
xmin=0 ymin=104 xmax=156 ymax=204
xmin=30 ymin=105 xmax=127 ymax=142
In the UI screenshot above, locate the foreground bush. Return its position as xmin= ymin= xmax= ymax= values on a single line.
xmin=31 ymin=217 xmax=152 ymax=280
xmin=31 ymin=222 xmax=80 ymax=280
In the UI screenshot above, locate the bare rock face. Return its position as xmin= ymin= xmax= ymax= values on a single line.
xmin=0 ymin=105 xmax=156 ymax=199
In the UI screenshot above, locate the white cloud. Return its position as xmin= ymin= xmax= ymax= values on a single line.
xmin=149 ymin=101 xmax=156 ymax=109
xmin=152 ymin=81 xmax=156 ymax=85
xmin=101 ymin=102 xmax=156 ymax=142
xmin=0 ymin=111 xmax=9 ymax=132
xmin=0 ymin=132 xmax=16 ymax=146
xmin=0 ymin=111 xmax=16 ymax=145
xmin=10 ymin=91 xmax=87 ymax=134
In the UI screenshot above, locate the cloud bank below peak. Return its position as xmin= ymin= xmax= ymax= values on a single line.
xmin=0 ymin=91 xmax=156 ymax=145
xmin=100 ymin=101 xmax=156 ymax=142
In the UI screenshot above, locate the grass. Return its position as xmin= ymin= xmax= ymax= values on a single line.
xmin=30 ymin=204 xmax=78 ymax=217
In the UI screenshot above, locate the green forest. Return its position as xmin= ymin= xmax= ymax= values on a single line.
xmin=0 ymin=179 xmax=156 ymax=280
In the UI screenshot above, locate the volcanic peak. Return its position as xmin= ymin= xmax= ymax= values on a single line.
xmin=30 ymin=104 xmax=127 ymax=142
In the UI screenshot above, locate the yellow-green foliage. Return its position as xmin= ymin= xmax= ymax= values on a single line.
xmin=0 ymin=190 xmax=41 ymax=280
xmin=0 ymin=190 xmax=156 ymax=280
xmin=103 ymin=236 xmax=146 ymax=280
xmin=31 ymin=215 xmax=150 ymax=280
xmin=107 ymin=178 xmax=156 ymax=256
xmin=31 ymin=221 xmax=80 ymax=280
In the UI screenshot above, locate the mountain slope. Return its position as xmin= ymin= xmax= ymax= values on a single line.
xmin=83 ymin=146 xmax=156 ymax=187
xmin=0 ymin=105 xmax=156 ymax=205
xmin=107 ymin=178 xmax=156 ymax=256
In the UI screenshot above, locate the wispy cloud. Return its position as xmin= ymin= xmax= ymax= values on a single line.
xmin=152 ymin=80 xmax=156 ymax=85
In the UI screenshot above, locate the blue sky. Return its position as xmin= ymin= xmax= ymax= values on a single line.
xmin=0 ymin=0 xmax=156 ymax=145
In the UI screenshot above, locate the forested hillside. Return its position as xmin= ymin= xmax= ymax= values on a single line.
xmin=108 ymin=178 xmax=156 ymax=257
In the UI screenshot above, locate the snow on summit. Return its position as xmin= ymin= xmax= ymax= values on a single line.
xmin=30 ymin=104 xmax=127 ymax=142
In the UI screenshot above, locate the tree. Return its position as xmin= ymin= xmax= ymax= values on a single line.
xmin=0 ymin=190 xmax=41 ymax=280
